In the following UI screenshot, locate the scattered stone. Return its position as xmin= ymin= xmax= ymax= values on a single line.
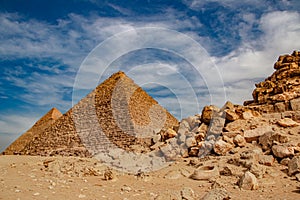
xmin=152 ymin=134 xmax=161 ymax=144
xmin=244 ymin=126 xmax=273 ymax=143
xmin=150 ymin=142 xmax=165 ymax=151
xmin=222 ymin=131 xmax=240 ymax=138
xmin=277 ymin=118 xmax=299 ymax=128
xmin=213 ymin=140 xmax=234 ymax=155
xmin=161 ymin=128 xmax=177 ymax=141
xmin=259 ymin=132 xmax=288 ymax=151
xmin=189 ymin=165 xmax=219 ymax=181
xmin=201 ymin=187 xmax=230 ymax=200
xmin=121 ymin=185 xmax=132 ymax=192
xmin=288 ymin=156 xmax=300 ymax=176
xmin=223 ymin=135 xmax=234 ymax=145
xmin=238 ymin=171 xmax=259 ymax=190
xmin=220 ymin=166 xmax=232 ymax=176
xmin=258 ymin=155 xmax=275 ymax=166
xmin=185 ymin=116 xmax=201 ymax=131
xmin=272 ymin=145 xmax=294 ymax=158
xmin=201 ymin=105 xmax=220 ymax=124
xmin=225 ymin=109 xmax=239 ymax=121
xmin=185 ymin=137 xmax=197 ymax=148
xmin=295 ymin=174 xmax=300 ymax=182
xmin=249 ymin=163 xmax=266 ymax=179
xmin=181 ymin=187 xmax=196 ymax=200
xmin=280 ymin=158 xmax=291 ymax=166
xmin=242 ymin=110 xmax=254 ymax=120
xmin=233 ymin=135 xmax=246 ymax=147
xmin=189 ymin=147 xmax=199 ymax=157
xmin=207 ymin=117 xmax=226 ymax=136
xmin=104 ymin=169 xmax=115 ymax=181
xmin=290 ymin=98 xmax=300 ymax=111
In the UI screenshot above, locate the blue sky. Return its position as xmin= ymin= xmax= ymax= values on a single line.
xmin=0 ymin=0 xmax=300 ymax=152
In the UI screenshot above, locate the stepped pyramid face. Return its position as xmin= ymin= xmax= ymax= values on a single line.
xmin=20 ymin=71 xmax=178 ymax=157
xmin=3 ymin=108 xmax=62 ymax=155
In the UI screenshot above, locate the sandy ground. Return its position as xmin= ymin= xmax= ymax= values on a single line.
xmin=0 ymin=154 xmax=300 ymax=200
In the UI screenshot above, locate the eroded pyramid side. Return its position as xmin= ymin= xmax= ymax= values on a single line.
xmin=3 ymin=108 xmax=62 ymax=155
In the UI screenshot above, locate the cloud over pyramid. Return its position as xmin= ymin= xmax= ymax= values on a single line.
xmin=4 ymin=71 xmax=178 ymax=157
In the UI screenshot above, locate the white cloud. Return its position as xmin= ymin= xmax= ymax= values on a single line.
xmin=214 ymin=11 xmax=300 ymax=104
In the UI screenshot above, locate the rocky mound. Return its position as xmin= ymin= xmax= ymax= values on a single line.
xmin=3 ymin=108 xmax=62 ymax=155
xmin=145 ymin=50 xmax=300 ymax=191
xmin=4 ymin=71 xmax=178 ymax=157
xmin=244 ymin=50 xmax=300 ymax=113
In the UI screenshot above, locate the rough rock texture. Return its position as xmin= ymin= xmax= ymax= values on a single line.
xmin=238 ymin=171 xmax=259 ymax=190
xmin=5 ymin=72 xmax=178 ymax=156
xmin=3 ymin=108 xmax=62 ymax=155
xmin=244 ymin=50 xmax=300 ymax=112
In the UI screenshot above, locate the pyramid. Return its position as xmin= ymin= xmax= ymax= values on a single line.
xmin=3 ymin=108 xmax=62 ymax=155
xmin=12 ymin=71 xmax=178 ymax=157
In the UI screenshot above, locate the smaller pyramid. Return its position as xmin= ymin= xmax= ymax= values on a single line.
xmin=3 ymin=108 xmax=62 ymax=155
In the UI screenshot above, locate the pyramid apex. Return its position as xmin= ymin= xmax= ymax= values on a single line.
xmin=47 ymin=107 xmax=62 ymax=120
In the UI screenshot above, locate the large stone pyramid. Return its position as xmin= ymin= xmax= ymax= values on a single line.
xmin=5 ymin=71 xmax=178 ymax=157
xmin=3 ymin=108 xmax=62 ymax=155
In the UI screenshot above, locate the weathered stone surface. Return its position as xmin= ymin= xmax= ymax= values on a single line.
xmin=181 ymin=187 xmax=196 ymax=200
xmin=290 ymin=98 xmax=300 ymax=111
xmin=288 ymin=156 xmax=300 ymax=176
xmin=188 ymin=147 xmax=199 ymax=157
xmin=249 ymin=163 xmax=266 ymax=179
xmin=244 ymin=126 xmax=273 ymax=143
xmin=238 ymin=171 xmax=259 ymax=190
xmin=201 ymin=188 xmax=229 ymax=200
xmin=258 ymin=132 xmax=288 ymax=151
xmin=207 ymin=117 xmax=226 ymax=136
xmin=277 ymin=118 xmax=299 ymax=127
xmin=225 ymin=109 xmax=239 ymax=121
xmin=272 ymin=145 xmax=294 ymax=158
xmin=258 ymin=155 xmax=275 ymax=166
xmin=201 ymin=105 xmax=220 ymax=124
xmin=213 ymin=140 xmax=233 ymax=155
xmin=185 ymin=116 xmax=201 ymax=131
xmin=185 ymin=137 xmax=197 ymax=148
xmin=161 ymin=128 xmax=177 ymax=141
xmin=242 ymin=110 xmax=254 ymax=120
xmin=233 ymin=134 xmax=246 ymax=147
xmin=152 ymin=134 xmax=162 ymax=144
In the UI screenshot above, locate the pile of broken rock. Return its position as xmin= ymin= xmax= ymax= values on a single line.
xmin=151 ymin=51 xmax=300 ymax=190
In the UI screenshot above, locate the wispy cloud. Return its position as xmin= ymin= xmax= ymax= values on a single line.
xmin=215 ymin=11 xmax=300 ymax=103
